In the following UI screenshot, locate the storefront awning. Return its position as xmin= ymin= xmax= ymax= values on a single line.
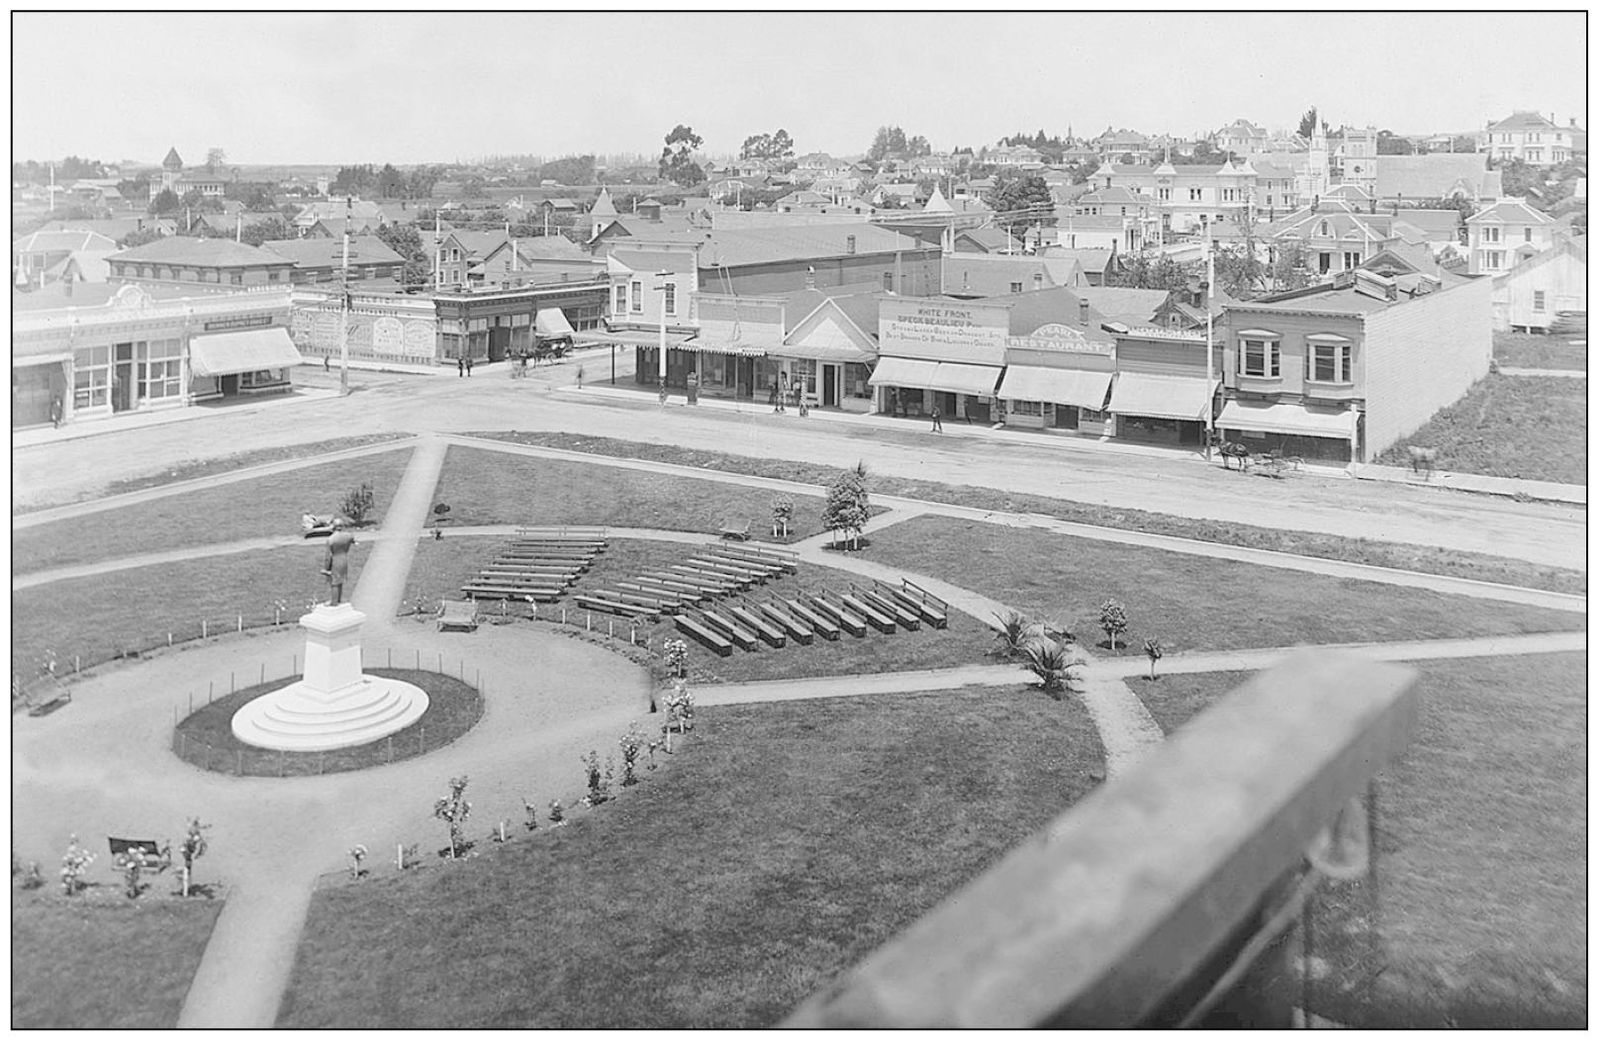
xmin=535 ymin=308 xmax=575 ymax=338
xmin=1107 ymin=373 xmax=1218 ymax=421
xmin=997 ymin=366 xmax=1113 ymax=409
xmin=1217 ymin=400 xmax=1358 ymax=439
xmin=928 ymin=362 xmax=1003 ymax=396
xmin=188 ymin=328 xmax=303 ymax=378
xmin=688 ymin=340 xmax=773 ymax=358
xmin=770 ymin=343 xmax=876 ymax=365
xmin=579 ymin=330 xmax=696 ymax=348
xmin=867 ymin=356 xmax=941 ymax=387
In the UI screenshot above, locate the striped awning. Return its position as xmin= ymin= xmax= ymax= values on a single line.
xmin=770 ymin=343 xmax=876 ymax=365
xmin=688 ymin=339 xmax=773 ymax=358
xmin=997 ymin=366 xmax=1112 ymax=409
xmin=579 ymin=330 xmax=696 ymax=348
xmin=187 ymin=328 xmax=303 ymax=377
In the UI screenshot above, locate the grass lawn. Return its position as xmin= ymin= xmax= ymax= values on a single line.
xmin=11 ymin=887 xmax=224 ymax=1028
xmin=1125 ymin=670 xmax=1253 ymax=736
xmin=278 ymin=685 xmax=1105 ymax=1027
xmin=12 ymin=544 xmax=370 ymax=682
xmin=434 ymin=445 xmax=856 ymax=544
xmin=12 ymin=448 xmax=412 ymax=576
xmin=1492 ymin=330 xmax=1586 ymax=372
xmin=471 ymin=432 xmax=1585 ymax=596
xmin=1373 ymin=375 xmax=1585 ymax=485
xmin=173 ymin=668 xmax=482 ymax=777
xmin=402 ymin=534 xmax=999 ymax=683
xmin=860 ymin=515 xmax=1582 ymax=660
xmin=1130 ymin=654 xmax=1586 ymax=1028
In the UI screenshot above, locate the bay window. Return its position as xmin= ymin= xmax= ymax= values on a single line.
xmin=1238 ymin=332 xmax=1281 ymax=378
xmin=1306 ymin=336 xmax=1352 ymax=383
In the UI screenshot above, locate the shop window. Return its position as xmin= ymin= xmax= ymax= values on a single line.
xmin=844 ymin=362 xmax=873 ymax=399
xmin=1009 ymin=400 xmax=1044 ymax=416
xmin=230 ymin=271 xmax=243 ymax=284
xmin=142 ymin=338 xmax=184 ymax=400
xmin=1307 ymin=340 xmax=1351 ymax=383
xmin=1239 ymin=335 xmax=1281 ymax=378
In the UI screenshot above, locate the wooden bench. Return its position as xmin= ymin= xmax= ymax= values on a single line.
xmin=687 ymin=557 xmax=769 ymax=583
xmin=575 ymin=594 xmax=660 ymax=621
xmin=437 ymin=599 xmax=481 ymax=632
xmin=107 ymin=837 xmax=171 ymax=872
xmin=616 ymin=580 xmax=695 ymax=607
xmin=669 ymin=565 xmax=749 ymax=591
xmin=644 ymin=572 xmax=728 ymax=597
xmin=834 ymin=590 xmax=897 ymax=634
xmin=21 ymin=674 xmax=72 ymax=717
xmin=696 ymin=609 xmax=759 ymax=652
xmin=714 ymin=545 xmax=800 ymax=574
xmin=697 ymin=552 xmax=785 ymax=579
xmin=493 ymin=553 xmax=593 ymax=568
xmin=477 ymin=567 xmax=580 ymax=581
xmin=785 ymin=598 xmax=841 ymax=641
xmin=808 ymin=595 xmax=867 ymax=638
xmin=675 ymin=614 xmax=733 ymax=657
xmin=727 ymin=604 xmax=786 ymax=649
xmin=591 ymin=588 xmax=676 ymax=612
xmin=719 ymin=517 xmax=752 ymax=541
xmin=463 ymin=584 xmax=563 ymax=602
xmin=854 ymin=585 xmax=921 ymax=631
xmin=754 ymin=600 xmax=814 ymax=645
xmin=879 ymin=579 xmax=949 ymax=629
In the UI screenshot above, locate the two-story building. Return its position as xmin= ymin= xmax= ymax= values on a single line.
xmin=870 ymin=297 xmax=1010 ymax=422
xmin=1106 ymin=326 xmax=1222 ymax=448
xmin=993 ymin=289 xmax=1119 ymax=434
xmin=261 ymin=236 xmax=407 ymax=285
xmin=1093 ymin=160 xmax=1259 ymax=237
xmin=1480 ymin=112 xmax=1580 ymax=165
xmin=1465 ymin=198 xmax=1557 ymax=275
xmin=12 ymin=229 xmax=119 ymax=289
xmin=1213 ymin=267 xmax=1489 ymax=462
xmin=1263 ymin=204 xmax=1398 ymax=277
xmin=1489 ymin=233 xmax=1585 ymax=332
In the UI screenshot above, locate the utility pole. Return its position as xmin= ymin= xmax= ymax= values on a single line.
xmin=339 ymin=195 xmax=351 ymax=396
xmin=1204 ymin=213 xmax=1215 ymax=460
xmin=654 ymin=269 xmax=672 ymax=400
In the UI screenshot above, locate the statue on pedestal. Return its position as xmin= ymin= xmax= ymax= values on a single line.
xmin=321 ymin=525 xmax=356 ymax=605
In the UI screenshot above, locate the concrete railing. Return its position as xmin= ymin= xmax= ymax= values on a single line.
xmin=784 ymin=651 xmax=1420 ymax=1028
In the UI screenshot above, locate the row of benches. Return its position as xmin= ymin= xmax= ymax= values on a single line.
xmin=461 ymin=532 xmax=609 ymax=603
xmin=573 ymin=543 xmax=799 ymax=621
xmin=673 ymin=579 xmax=949 ymax=656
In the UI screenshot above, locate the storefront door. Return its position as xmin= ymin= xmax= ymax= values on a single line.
xmin=113 ymin=343 xmax=134 ymax=412
xmin=822 ymin=364 xmax=839 ymax=407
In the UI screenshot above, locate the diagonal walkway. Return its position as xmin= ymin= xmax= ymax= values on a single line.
xmin=351 ymin=435 xmax=448 ymax=633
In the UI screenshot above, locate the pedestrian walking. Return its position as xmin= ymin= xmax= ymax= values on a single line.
xmin=457 ymin=356 xmax=464 ymax=377
xmin=575 ymin=364 xmax=585 ymax=389
xmin=49 ymin=396 xmax=62 ymax=429
xmin=466 ymin=356 xmax=473 ymax=376
xmin=768 ymin=380 xmax=779 ymax=412
xmin=930 ymin=405 xmax=943 ymax=433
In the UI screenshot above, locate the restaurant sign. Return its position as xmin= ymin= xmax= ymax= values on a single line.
xmin=1007 ymin=322 xmax=1114 ymax=355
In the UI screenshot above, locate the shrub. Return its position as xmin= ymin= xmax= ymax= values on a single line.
xmin=662 ymin=637 xmax=689 ymax=679
xmin=619 ymin=722 xmax=648 ymax=786
xmin=993 ymin=609 xmax=1041 ymax=658
xmin=433 ymin=776 xmax=472 ymax=859
xmin=1023 ymin=637 xmax=1086 ymax=697
xmin=771 ymin=493 xmax=795 ymax=536
xmin=581 ymin=751 xmax=609 ymax=805
xmin=347 ymin=844 xmax=368 ymax=880
xmin=114 ymin=846 xmax=147 ymax=899
xmin=340 ymin=482 xmax=376 ymax=525
xmin=522 ymin=799 xmax=543 ymax=832
xmin=60 ymin=836 xmax=94 ymax=896
xmin=179 ymin=818 xmax=210 ymax=897
xmin=1143 ymin=637 xmax=1165 ymax=679
xmin=548 ymin=800 xmax=566 ymax=826
xmin=822 ymin=465 xmax=871 ymax=550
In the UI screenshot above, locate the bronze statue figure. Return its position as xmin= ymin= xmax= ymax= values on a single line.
xmin=321 ymin=525 xmax=356 ymax=604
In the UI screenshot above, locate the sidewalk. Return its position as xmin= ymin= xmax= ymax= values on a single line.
xmin=1353 ymin=463 xmax=1585 ymax=506
xmin=1497 ymin=366 xmax=1585 ymax=379
xmin=568 ymin=384 xmax=1582 ymax=503
xmin=12 ymin=386 xmax=341 ymax=450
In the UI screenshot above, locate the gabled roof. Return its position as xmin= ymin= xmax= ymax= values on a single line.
xmin=1373 ymin=154 xmax=1498 ymax=201
xmin=1468 ymin=198 xmax=1554 ymax=225
xmin=260 ymin=236 xmax=405 ymax=268
xmin=961 ymin=285 xmax=1113 ymax=338
xmin=105 ymin=237 xmax=292 ymax=268
xmin=1388 ymin=209 xmax=1461 ymax=242
xmin=1075 ymin=286 xmax=1170 ymax=327
xmin=1494 ymin=233 xmax=1585 ymax=281
xmin=1044 ymin=246 xmax=1115 ymax=272
xmin=590 ymin=187 xmax=618 ymax=218
xmin=1485 ymin=111 xmax=1562 ymax=133
xmin=942 ymin=254 xmax=1069 ymax=297
xmin=953 ymin=226 xmax=1018 ymax=252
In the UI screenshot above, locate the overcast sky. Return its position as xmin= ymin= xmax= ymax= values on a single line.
xmin=12 ymin=11 xmax=1588 ymax=167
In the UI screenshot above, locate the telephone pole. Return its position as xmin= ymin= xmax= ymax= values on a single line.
xmin=339 ymin=196 xmax=352 ymax=396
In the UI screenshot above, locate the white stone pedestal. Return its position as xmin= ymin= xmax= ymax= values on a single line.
xmin=231 ymin=604 xmax=429 ymax=752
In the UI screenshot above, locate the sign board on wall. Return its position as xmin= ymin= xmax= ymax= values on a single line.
xmin=290 ymin=308 xmax=439 ymax=360
xmin=1007 ymin=322 xmax=1115 ymax=355
xmin=879 ymin=300 xmax=1009 ymax=364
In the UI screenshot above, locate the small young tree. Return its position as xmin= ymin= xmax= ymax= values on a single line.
xmin=1143 ymin=637 xmax=1166 ymax=680
xmin=179 ymin=818 xmax=209 ymax=897
xmin=770 ymin=492 xmax=795 ymax=537
xmin=115 ymin=845 xmax=147 ymax=899
xmin=548 ymin=800 xmax=566 ymax=826
xmin=581 ymin=751 xmax=608 ymax=805
xmin=60 ymin=835 xmax=94 ymax=896
xmin=619 ymin=721 xmax=648 ymax=786
xmin=522 ymin=799 xmax=543 ymax=832
xmin=347 ymin=844 xmax=368 ymax=880
xmin=1098 ymin=599 xmax=1129 ymax=650
xmin=661 ymin=637 xmax=689 ymax=679
xmin=340 ymin=482 xmax=376 ymax=526
xmin=821 ymin=463 xmax=871 ymax=550
xmin=433 ymin=775 xmax=472 ymax=858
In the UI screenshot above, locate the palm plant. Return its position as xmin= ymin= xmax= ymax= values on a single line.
xmin=993 ymin=609 xmax=1041 ymax=658
xmin=1022 ymin=636 xmax=1085 ymax=697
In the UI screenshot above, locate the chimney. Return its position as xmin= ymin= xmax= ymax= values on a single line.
xmin=1033 ymin=272 xmax=1044 ymax=289
xmin=1078 ymin=299 xmax=1090 ymax=324
xmin=846 ymin=234 xmax=856 ymax=254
